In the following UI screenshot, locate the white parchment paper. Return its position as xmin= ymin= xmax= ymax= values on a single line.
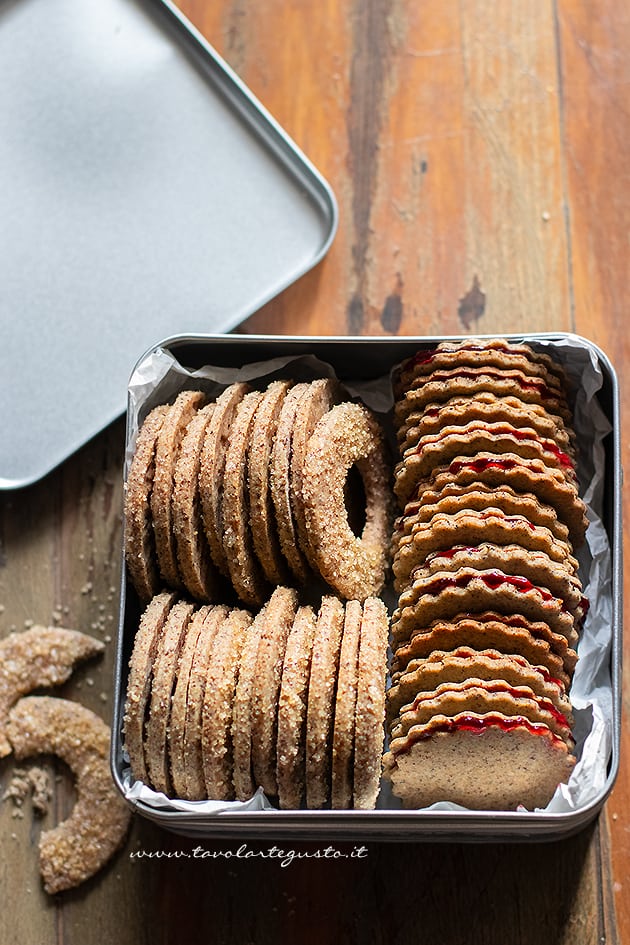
xmin=121 ymin=337 xmax=616 ymax=816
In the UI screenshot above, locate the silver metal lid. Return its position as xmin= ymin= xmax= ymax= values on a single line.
xmin=0 ymin=0 xmax=337 ymax=488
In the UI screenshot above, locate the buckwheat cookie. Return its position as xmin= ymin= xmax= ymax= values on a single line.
xmin=397 ymin=421 xmax=577 ymax=489
xmin=393 ymin=484 xmax=571 ymax=553
xmin=201 ymin=607 xmax=251 ymax=800
xmin=251 ymin=587 xmax=299 ymax=797
xmin=390 ymin=613 xmax=576 ymax=688
xmin=270 ymin=383 xmax=312 ymax=582
xmin=394 ymin=365 xmax=572 ymax=427
xmin=232 ymin=602 xmax=268 ymax=801
xmin=392 ymin=566 xmax=577 ymax=646
xmin=123 ymin=591 xmax=177 ymax=784
xmin=383 ymin=711 xmax=576 ymax=810
xmin=393 ymin=509 xmax=578 ymax=591
xmin=0 ymin=626 xmax=104 ymax=758
xmin=144 ymin=599 xmax=196 ymax=795
xmin=403 ymin=453 xmax=588 ymax=545
xmin=289 ymin=378 xmax=341 ymax=568
xmin=183 ymin=605 xmax=230 ymax=799
xmin=330 ymin=599 xmax=363 ymax=809
xmin=306 ymin=595 xmax=345 ymax=809
xmin=353 ymin=596 xmax=389 ymax=809
xmin=399 ymin=393 xmax=576 ymax=457
xmin=199 ymin=382 xmax=250 ymax=577
xmin=302 ymin=402 xmax=391 ymax=601
xmin=391 ymin=679 xmax=574 ymax=745
xmin=168 ymin=605 xmax=214 ymax=799
xmin=7 ymin=696 xmax=131 ymax=894
xmin=387 ymin=647 xmax=571 ymax=722
xmin=221 ymin=389 xmax=270 ymax=607
xmin=124 ymin=405 xmax=168 ymax=601
xmin=248 ymin=380 xmax=293 ymax=585
xmin=172 ymin=403 xmax=223 ymax=602
xmin=276 ymin=604 xmax=317 ymax=809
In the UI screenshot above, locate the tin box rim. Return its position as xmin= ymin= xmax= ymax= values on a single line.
xmin=112 ymin=331 xmax=622 ymax=841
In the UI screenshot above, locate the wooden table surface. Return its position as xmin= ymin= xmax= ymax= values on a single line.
xmin=1 ymin=1 xmax=628 ymax=942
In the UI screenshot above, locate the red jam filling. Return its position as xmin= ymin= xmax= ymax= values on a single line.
xmin=401 ymin=713 xmax=564 ymax=747
xmin=423 ymin=368 xmax=558 ymax=401
xmin=411 ymin=683 xmax=570 ymax=730
xmin=449 ymin=457 xmax=523 ymax=474
xmin=406 ymin=348 xmax=438 ymax=368
xmin=420 ymin=569 xmax=565 ymax=609
xmin=415 ymin=423 xmax=573 ymax=470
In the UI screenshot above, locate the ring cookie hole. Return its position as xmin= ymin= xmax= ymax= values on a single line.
xmin=344 ymin=464 xmax=368 ymax=538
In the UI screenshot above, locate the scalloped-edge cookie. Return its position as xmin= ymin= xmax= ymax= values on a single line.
xmin=393 ymin=508 xmax=578 ymax=591
xmin=397 ymin=421 xmax=577 ymax=489
xmin=386 ymin=646 xmax=571 ymax=721
xmin=390 ymin=612 xmax=576 ymax=688
xmin=398 ymin=392 xmax=576 ymax=456
xmin=392 ymin=483 xmax=571 ymax=555
xmin=390 ymin=678 xmax=574 ymax=745
xmin=400 ymin=452 xmax=588 ymax=545
xmin=382 ymin=710 xmax=576 ymax=810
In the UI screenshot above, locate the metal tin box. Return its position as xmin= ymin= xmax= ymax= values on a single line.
xmin=112 ymin=333 xmax=621 ymax=841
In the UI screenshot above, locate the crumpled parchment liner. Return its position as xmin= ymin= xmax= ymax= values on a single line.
xmin=121 ymin=336 xmax=615 ymax=817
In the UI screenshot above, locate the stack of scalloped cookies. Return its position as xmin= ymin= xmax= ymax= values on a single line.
xmin=382 ymin=339 xmax=589 ymax=810
xmin=123 ymin=379 xmax=391 ymax=809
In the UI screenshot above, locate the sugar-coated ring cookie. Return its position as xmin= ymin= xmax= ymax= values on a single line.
xmin=199 ymin=383 xmax=250 ymax=578
xmin=144 ymin=600 xmax=195 ymax=795
xmin=168 ymin=604 xmax=214 ymax=798
xmin=7 ymin=696 xmax=131 ymax=895
xmin=276 ymin=604 xmax=317 ymax=809
xmin=289 ymin=378 xmax=340 ymax=568
xmin=183 ymin=605 xmax=230 ymax=799
xmin=330 ymin=599 xmax=362 ymax=809
xmin=248 ymin=380 xmax=293 ymax=585
xmin=221 ymin=390 xmax=270 ymax=607
xmin=305 ymin=595 xmax=345 ymax=809
xmin=0 ymin=626 xmax=104 ymax=758
xmin=302 ymin=402 xmax=391 ymax=601
xmin=353 ymin=596 xmax=388 ymax=809
xmin=123 ymin=591 xmax=177 ymax=784
xmin=201 ymin=607 xmax=251 ymax=800
xmin=270 ymin=383 xmax=313 ymax=582
xmin=172 ymin=403 xmax=222 ymax=602
xmin=124 ymin=405 xmax=168 ymax=601
xmin=232 ymin=602 xmax=267 ymax=801
xmin=251 ymin=587 xmax=299 ymax=797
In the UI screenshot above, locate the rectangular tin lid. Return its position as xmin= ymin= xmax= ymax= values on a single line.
xmin=0 ymin=0 xmax=337 ymax=488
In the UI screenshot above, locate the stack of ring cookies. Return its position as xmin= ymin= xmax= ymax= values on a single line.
xmin=123 ymin=377 xmax=392 ymax=809
xmin=124 ymin=379 xmax=392 ymax=607
xmin=123 ymin=588 xmax=389 ymax=808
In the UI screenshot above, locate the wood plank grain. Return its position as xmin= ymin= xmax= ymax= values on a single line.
xmin=192 ymin=0 xmax=573 ymax=338
xmin=556 ymin=0 xmax=630 ymax=940
xmin=184 ymin=0 xmax=356 ymax=337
